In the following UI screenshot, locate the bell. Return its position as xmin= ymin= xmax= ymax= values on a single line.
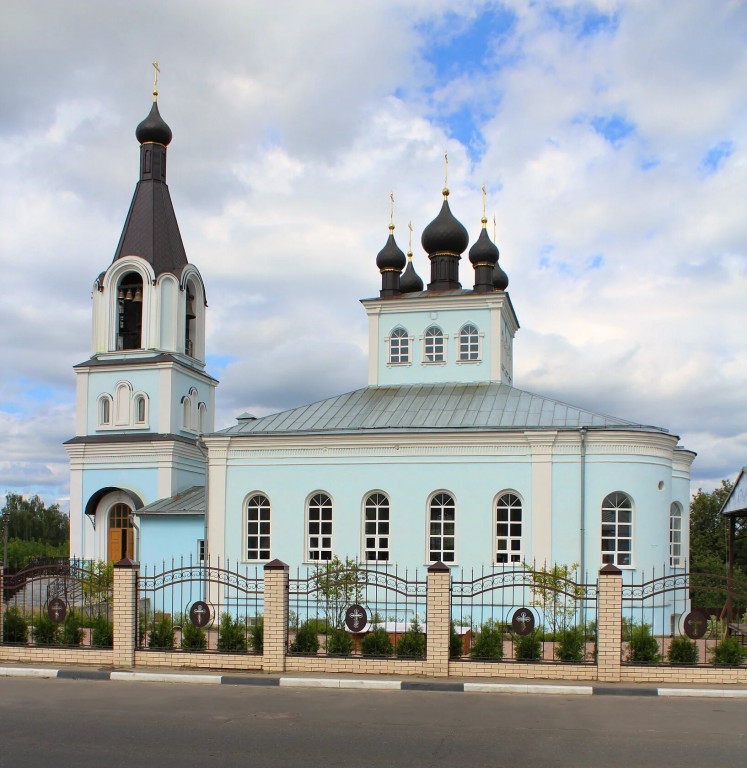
xmin=118 ymin=288 xmax=125 ymax=300
xmin=133 ymin=287 xmax=143 ymax=302
xmin=124 ymin=288 xmax=134 ymax=301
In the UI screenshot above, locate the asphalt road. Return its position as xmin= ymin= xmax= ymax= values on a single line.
xmin=1 ymin=678 xmax=745 ymax=768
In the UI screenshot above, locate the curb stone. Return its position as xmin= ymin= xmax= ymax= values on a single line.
xmin=2 ymin=667 xmax=747 ymax=698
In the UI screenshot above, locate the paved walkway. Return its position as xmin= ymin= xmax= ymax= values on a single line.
xmin=2 ymin=663 xmax=747 ymax=698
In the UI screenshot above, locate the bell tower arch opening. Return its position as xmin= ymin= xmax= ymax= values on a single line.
xmin=117 ymin=272 xmax=144 ymax=350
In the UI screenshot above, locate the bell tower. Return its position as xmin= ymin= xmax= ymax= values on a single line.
xmin=66 ymin=69 xmax=218 ymax=562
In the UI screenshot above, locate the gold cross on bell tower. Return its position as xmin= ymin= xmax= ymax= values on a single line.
xmin=152 ymin=61 xmax=160 ymax=101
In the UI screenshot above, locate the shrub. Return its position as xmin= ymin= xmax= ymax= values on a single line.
xmin=450 ymin=622 xmax=463 ymax=658
xmin=395 ymin=619 xmax=425 ymax=659
xmin=515 ymin=631 xmax=542 ymax=661
xmin=289 ymin=621 xmax=319 ymax=654
xmin=627 ymin=624 xmax=660 ymax=664
xmin=217 ymin=613 xmax=247 ymax=652
xmin=33 ymin=613 xmax=59 ymax=645
xmin=326 ymin=627 xmax=353 ymax=656
xmin=91 ymin=616 xmax=113 ymax=648
xmin=60 ymin=611 xmax=84 ymax=646
xmin=667 ymin=636 xmax=699 ymax=665
xmin=555 ymin=626 xmax=585 ymax=662
xmin=3 ymin=607 xmax=28 ymax=643
xmin=470 ymin=621 xmax=504 ymax=660
xmin=250 ymin=616 xmax=264 ymax=654
xmin=149 ymin=616 xmax=175 ymax=649
xmin=181 ymin=621 xmax=207 ymax=651
xmin=360 ymin=627 xmax=393 ymax=657
xmin=711 ymin=636 xmax=747 ymax=666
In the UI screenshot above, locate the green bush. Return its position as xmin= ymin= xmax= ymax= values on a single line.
xmin=149 ymin=616 xmax=175 ymax=649
xmin=217 ymin=613 xmax=247 ymax=652
xmin=326 ymin=627 xmax=353 ymax=656
xmin=450 ymin=622 xmax=463 ymax=658
xmin=3 ymin=607 xmax=28 ymax=643
xmin=711 ymin=636 xmax=747 ymax=666
xmin=33 ymin=613 xmax=59 ymax=645
xmin=360 ymin=627 xmax=393 ymax=657
xmin=91 ymin=616 xmax=113 ymax=648
xmin=395 ymin=619 xmax=425 ymax=659
xmin=514 ymin=631 xmax=542 ymax=661
xmin=667 ymin=636 xmax=699 ymax=665
xmin=60 ymin=611 xmax=84 ymax=646
xmin=250 ymin=617 xmax=264 ymax=654
xmin=555 ymin=626 xmax=585 ymax=662
xmin=470 ymin=621 xmax=504 ymax=660
xmin=302 ymin=617 xmax=329 ymax=634
xmin=289 ymin=621 xmax=319 ymax=654
xmin=181 ymin=621 xmax=207 ymax=651
xmin=627 ymin=624 xmax=660 ymax=663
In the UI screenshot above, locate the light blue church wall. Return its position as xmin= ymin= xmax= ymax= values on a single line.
xmin=86 ymin=368 xmax=163 ymax=434
xmin=376 ymin=306 xmax=493 ymax=386
xmin=218 ymin=453 xmax=535 ymax=570
xmin=139 ymin=515 xmax=204 ymax=567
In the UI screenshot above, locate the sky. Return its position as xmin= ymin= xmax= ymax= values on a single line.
xmin=1 ymin=0 xmax=746 ymax=509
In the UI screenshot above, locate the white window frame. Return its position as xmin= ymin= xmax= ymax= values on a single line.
xmin=457 ymin=323 xmax=482 ymax=363
xmin=134 ymin=393 xmax=148 ymax=426
xmin=427 ymin=491 xmax=456 ymax=564
xmin=601 ymin=492 xmax=633 ymax=567
xmin=362 ymin=492 xmax=390 ymax=563
xmin=197 ymin=539 xmax=205 ymax=563
xmin=421 ymin=325 xmax=446 ymax=365
xmin=387 ymin=326 xmax=412 ymax=366
xmin=306 ymin=492 xmax=333 ymax=562
xmin=670 ymin=502 xmax=683 ymax=568
xmin=495 ymin=491 xmax=523 ymax=564
xmin=98 ymin=395 xmax=112 ymax=427
xmin=245 ymin=493 xmax=271 ymax=561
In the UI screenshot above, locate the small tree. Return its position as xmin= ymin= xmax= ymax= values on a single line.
xmin=527 ymin=562 xmax=586 ymax=635
xmin=326 ymin=627 xmax=353 ymax=656
xmin=250 ymin=616 xmax=264 ymax=654
xmin=627 ymin=624 xmax=660 ymax=664
xmin=361 ymin=627 xmax=393 ymax=657
xmin=290 ymin=621 xmax=320 ymax=654
xmin=313 ymin=556 xmax=363 ymax=630
xmin=395 ymin=618 xmax=425 ymax=658
xmin=217 ymin=613 xmax=247 ymax=652
xmin=711 ymin=636 xmax=747 ymax=666
xmin=3 ymin=607 xmax=28 ymax=643
xmin=470 ymin=620 xmax=504 ymax=660
xmin=667 ymin=636 xmax=698 ymax=665
xmin=515 ymin=631 xmax=542 ymax=661
xmin=33 ymin=613 xmax=59 ymax=645
xmin=82 ymin=561 xmax=114 ymax=609
xmin=555 ymin=626 xmax=585 ymax=662
xmin=149 ymin=616 xmax=175 ymax=649
xmin=60 ymin=611 xmax=84 ymax=646
xmin=91 ymin=615 xmax=113 ymax=648
xmin=181 ymin=621 xmax=207 ymax=651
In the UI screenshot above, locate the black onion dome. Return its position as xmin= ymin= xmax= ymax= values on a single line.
xmin=136 ymin=101 xmax=173 ymax=146
xmin=493 ymin=262 xmax=509 ymax=290
xmin=400 ymin=258 xmax=424 ymax=292
xmin=468 ymin=227 xmax=499 ymax=266
xmin=376 ymin=232 xmax=406 ymax=271
xmin=421 ymin=196 xmax=469 ymax=255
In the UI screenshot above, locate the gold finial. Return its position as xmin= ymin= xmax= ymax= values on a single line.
xmin=407 ymin=221 xmax=413 ymax=259
xmin=389 ymin=191 xmax=395 ymax=232
xmin=481 ymin=184 xmax=488 ymax=227
xmin=443 ymin=151 xmax=449 ymax=197
xmin=152 ymin=61 xmax=160 ymax=101
xmin=492 ymin=214 xmax=497 ymax=241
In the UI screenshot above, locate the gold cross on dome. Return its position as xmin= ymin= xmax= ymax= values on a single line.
xmin=152 ymin=61 xmax=160 ymax=100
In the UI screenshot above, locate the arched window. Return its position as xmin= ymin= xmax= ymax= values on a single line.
xmin=99 ymin=395 xmax=112 ymax=426
xmin=423 ymin=326 xmax=445 ymax=363
xmin=458 ymin=323 xmax=480 ymax=361
xmin=670 ymin=503 xmax=683 ymax=568
xmin=182 ymin=396 xmax=191 ymax=431
xmin=117 ymin=272 xmax=143 ymax=350
xmin=307 ymin=493 xmax=333 ymax=561
xmin=495 ymin=493 xmax=522 ymax=564
xmin=198 ymin=402 xmax=207 ymax=434
xmin=246 ymin=494 xmax=271 ymax=561
xmin=601 ymin=492 xmax=633 ymax=566
xmin=364 ymin=493 xmax=390 ymax=562
xmin=389 ymin=327 xmax=410 ymax=364
xmin=134 ymin=395 xmax=147 ymax=424
xmin=429 ymin=492 xmax=455 ymax=563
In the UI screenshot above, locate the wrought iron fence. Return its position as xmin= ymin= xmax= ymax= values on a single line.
xmin=622 ymin=566 xmax=747 ymax=666
xmin=288 ymin=562 xmax=427 ymax=658
xmin=137 ymin=557 xmax=263 ymax=653
xmin=452 ymin=564 xmax=597 ymax=664
xmin=1 ymin=559 xmax=113 ymax=648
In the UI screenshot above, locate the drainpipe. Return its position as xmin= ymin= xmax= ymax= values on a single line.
xmin=579 ymin=428 xmax=587 ymax=579
xmin=196 ymin=436 xmax=209 ymax=565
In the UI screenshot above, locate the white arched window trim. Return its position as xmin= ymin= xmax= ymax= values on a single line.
xmin=386 ymin=326 xmax=412 ymax=366
xmin=98 ymin=394 xmax=112 ymax=427
xmin=306 ymin=491 xmax=333 ymax=562
xmin=244 ymin=492 xmax=271 ymax=561
xmin=601 ymin=491 xmax=634 ymax=568
xmin=456 ymin=323 xmax=483 ymax=363
xmin=494 ymin=490 xmax=523 ymax=564
xmin=421 ymin=325 xmax=447 ymax=365
xmin=362 ymin=491 xmax=390 ymax=563
xmin=670 ymin=502 xmax=683 ymax=568
xmin=427 ymin=490 xmax=456 ymax=565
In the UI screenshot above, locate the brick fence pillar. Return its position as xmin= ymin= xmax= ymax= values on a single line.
xmin=597 ymin=564 xmax=622 ymax=682
xmin=113 ymin=558 xmax=138 ymax=668
xmin=263 ymin=559 xmax=289 ymax=673
xmin=426 ymin=561 xmax=451 ymax=677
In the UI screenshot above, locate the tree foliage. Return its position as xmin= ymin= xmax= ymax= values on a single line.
xmin=689 ymin=480 xmax=734 ymax=573
xmin=1 ymin=493 xmax=70 ymax=568
xmin=527 ymin=562 xmax=586 ymax=634
xmin=313 ymin=555 xmax=363 ymax=629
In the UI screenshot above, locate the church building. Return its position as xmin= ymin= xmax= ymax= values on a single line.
xmin=66 ymin=94 xmax=695 ymax=580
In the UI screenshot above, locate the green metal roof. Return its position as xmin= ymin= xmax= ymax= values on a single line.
xmin=137 ymin=486 xmax=205 ymax=516
xmin=219 ymin=382 xmax=668 ymax=436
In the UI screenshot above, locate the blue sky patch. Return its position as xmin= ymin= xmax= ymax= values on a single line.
xmin=205 ymin=354 xmax=238 ymax=370
xmin=701 ymin=140 xmax=734 ymax=173
xmin=546 ymin=5 xmax=619 ymax=39
xmin=591 ymin=114 xmax=635 ymax=146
